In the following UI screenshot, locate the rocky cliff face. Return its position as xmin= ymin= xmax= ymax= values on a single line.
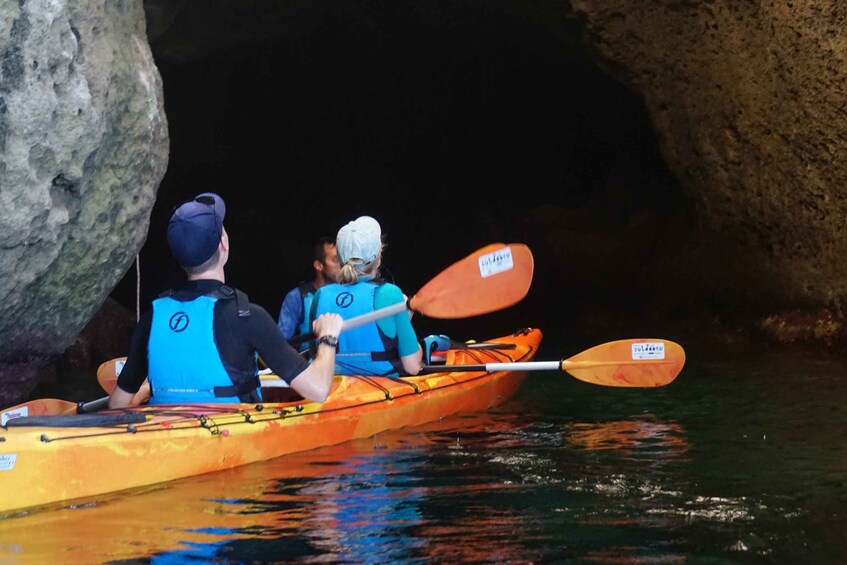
xmin=569 ymin=1 xmax=847 ymax=310
xmin=0 ymin=0 xmax=167 ymax=406
xmin=2 ymin=1 xmax=847 ymax=407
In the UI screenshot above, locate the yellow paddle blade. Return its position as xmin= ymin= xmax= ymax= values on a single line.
xmin=411 ymin=243 xmax=534 ymax=319
xmin=561 ymin=338 xmax=685 ymax=387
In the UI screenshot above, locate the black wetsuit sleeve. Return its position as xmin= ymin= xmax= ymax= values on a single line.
xmin=115 ymin=288 xmax=310 ymax=395
xmin=115 ymin=311 xmax=152 ymax=394
xmin=234 ymin=303 xmax=310 ymax=384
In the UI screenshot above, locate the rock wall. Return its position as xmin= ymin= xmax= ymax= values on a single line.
xmin=0 ymin=0 xmax=168 ymax=406
xmin=569 ymin=1 xmax=847 ymax=311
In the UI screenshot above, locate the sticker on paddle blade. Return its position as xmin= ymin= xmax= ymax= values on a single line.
xmin=115 ymin=358 xmax=125 ymax=376
xmin=478 ymin=246 xmax=515 ymax=278
xmin=1 ymin=406 xmax=27 ymax=426
xmin=631 ymin=341 xmax=665 ymax=360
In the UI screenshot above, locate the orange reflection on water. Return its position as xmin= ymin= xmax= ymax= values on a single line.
xmin=564 ymin=418 xmax=691 ymax=564
xmin=565 ymin=418 xmax=689 ymax=456
xmin=0 ymin=448 xmax=351 ymax=564
xmin=295 ymin=413 xmax=535 ymax=564
xmin=0 ymin=409 xmax=536 ymax=564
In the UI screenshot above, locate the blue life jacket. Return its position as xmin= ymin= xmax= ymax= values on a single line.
xmin=295 ymin=282 xmax=316 ymax=352
xmin=313 ymin=281 xmax=401 ymax=376
xmin=147 ymin=288 xmax=260 ymax=404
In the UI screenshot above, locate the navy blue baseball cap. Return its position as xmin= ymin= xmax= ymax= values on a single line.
xmin=167 ymin=192 xmax=226 ymax=267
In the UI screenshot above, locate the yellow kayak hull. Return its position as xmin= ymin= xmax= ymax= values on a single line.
xmin=0 ymin=328 xmax=541 ymax=516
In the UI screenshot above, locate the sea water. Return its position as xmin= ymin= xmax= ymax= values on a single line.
xmin=2 ymin=340 xmax=846 ymax=564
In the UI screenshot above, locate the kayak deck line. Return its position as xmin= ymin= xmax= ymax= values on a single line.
xmin=2 ymin=330 xmax=541 ymax=441
xmin=0 ymin=327 xmax=542 ymax=516
xmin=28 ymin=354 xmax=535 ymax=442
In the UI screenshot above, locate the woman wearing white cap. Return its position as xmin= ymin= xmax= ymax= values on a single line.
xmin=308 ymin=216 xmax=424 ymax=376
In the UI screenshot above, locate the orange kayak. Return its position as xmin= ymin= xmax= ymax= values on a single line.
xmin=0 ymin=327 xmax=542 ymax=516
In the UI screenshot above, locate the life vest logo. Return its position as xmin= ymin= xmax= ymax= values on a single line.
xmin=169 ymin=312 xmax=190 ymax=332
xmin=335 ymin=292 xmax=354 ymax=309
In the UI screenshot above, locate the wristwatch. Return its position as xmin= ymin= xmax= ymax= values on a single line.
xmin=317 ymin=335 xmax=339 ymax=349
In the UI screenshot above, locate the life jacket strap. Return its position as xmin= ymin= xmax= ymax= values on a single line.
xmin=212 ymin=374 xmax=262 ymax=398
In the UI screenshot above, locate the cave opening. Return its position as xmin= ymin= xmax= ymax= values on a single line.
xmin=111 ymin=3 xmax=691 ymax=358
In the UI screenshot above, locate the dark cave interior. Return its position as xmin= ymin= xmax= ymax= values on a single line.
xmin=111 ymin=3 xmax=691 ymax=359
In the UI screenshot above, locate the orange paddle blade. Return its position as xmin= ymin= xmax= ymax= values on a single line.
xmin=561 ymin=338 xmax=685 ymax=387
xmin=1 ymin=398 xmax=79 ymax=423
xmin=411 ymin=243 xmax=534 ymax=319
xmin=97 ymin=357 xmax=151 ymax=404
xmin=97 ymin=357 xmax=124 ymax=394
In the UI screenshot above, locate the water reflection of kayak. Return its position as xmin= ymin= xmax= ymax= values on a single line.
xmin=0 ymin=411 xmax=532 ymax=564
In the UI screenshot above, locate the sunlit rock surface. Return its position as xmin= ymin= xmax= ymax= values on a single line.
xmin=0 ymin=0 xmax=167 ymax=406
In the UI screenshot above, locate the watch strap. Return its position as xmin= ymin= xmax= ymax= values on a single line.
xmin=317 ymin=335 xmax=339 ymax=348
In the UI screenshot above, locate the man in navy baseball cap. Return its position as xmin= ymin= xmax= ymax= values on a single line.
xmin=108 ymin=190 xmax=343 ymax=409
xmin=167 ymin=192 xmax=226 ymax=267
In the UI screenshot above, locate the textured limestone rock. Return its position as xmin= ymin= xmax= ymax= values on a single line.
xmin=0 ymin=0 xmax=168 ymax=406
xmin=569 ymin=1 xmax=847 ymax=312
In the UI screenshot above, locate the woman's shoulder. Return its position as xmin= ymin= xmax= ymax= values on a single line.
xmin=375 ymin=282 xmax=404 ymax=301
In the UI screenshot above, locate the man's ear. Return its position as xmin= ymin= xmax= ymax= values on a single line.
xmin=313 ymin=259 xmax=323 ymax=272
